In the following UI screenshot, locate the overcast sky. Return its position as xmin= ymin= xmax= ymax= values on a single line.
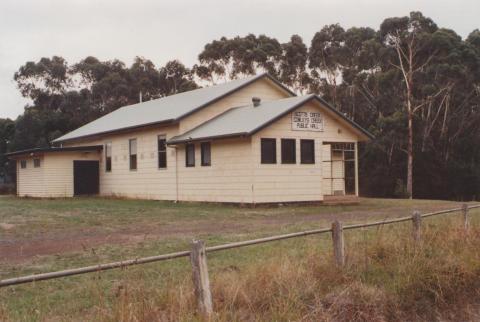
xmin=1 ymin=0 xmax=479 ymax=119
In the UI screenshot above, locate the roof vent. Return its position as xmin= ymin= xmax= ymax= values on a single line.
xmin=252 ymin=97 xmax=261 ymax=107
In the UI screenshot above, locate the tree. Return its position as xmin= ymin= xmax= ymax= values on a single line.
xmin=14 ymin=56 xmax=70 ymax=100
xmin=10 ymin=56 xmax=199 ymax=153
xmin=159 ymin=60 xmax=198 ymax=96
xmin=0 ymin=118 xmax=15 ymax=182
xmin=379 ymin=12 xmax=438 ymax=199
xmin=309 ymin=24 xmax=346 ymax=106
xmin=194 ymin=34 xmax=283 ymax=83
xmin=278 ymin=35 xmax=310 ymax=93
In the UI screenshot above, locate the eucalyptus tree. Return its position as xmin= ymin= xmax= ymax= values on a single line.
xmin=309 ymin=24 xmax=346 ymax=106
xmin=379 ymin=11 xmax=438 ymax=199
xmin=158 ymin=60 xmax=198 ymax=96
xmin=278 ymin=35 xmax=310 ymax=94
xmin=11 ymin=56 xmax=198 ymax=151
xmin=0 ymin=118 xmax=14 ymax=181
xmin=194 ymin=34 xmax=282 ymax=82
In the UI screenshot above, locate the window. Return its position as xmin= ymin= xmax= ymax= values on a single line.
xmin=158 ymin=135 xmax=167 ymax=169
xmin=105 ymin=142 xmax=112 ymax=172
xmin=20 ymin=160 xmax=27 ymax=169
xmin=186 ymin=143 xmax=195 ymax=167
xmin=301 ymin=140 xmax=315 ymax=164
xmin=201 ymin=142 xmax=211 ymax=166
xmin=261 ymin=138 xmax=276 ymax=164
xmin=33 ymin=158 xmax=41 ymax=168
xmin=281 ymin=139 xmax=296 ymax=164
xmin=129 ymin=139 xmax=137 ymax=170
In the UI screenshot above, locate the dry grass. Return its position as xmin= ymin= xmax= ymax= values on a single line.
xmin=8 ymin=216 xmax=473 ymax=321
xmin=1 ymin=208 xmax=480 ymax=321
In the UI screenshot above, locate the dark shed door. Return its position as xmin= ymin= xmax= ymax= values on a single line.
xmin=73 ymin=161 xmax=99 ymax=195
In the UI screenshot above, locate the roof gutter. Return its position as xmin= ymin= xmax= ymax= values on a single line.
xmin=5 ymin=145 xmax=104 ymax=158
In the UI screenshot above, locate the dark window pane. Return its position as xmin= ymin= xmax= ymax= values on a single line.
xmin=129 ymin=139 xmax=137 ymax=170
xmin=129 ymin=155 xmax=137 ymax=170
xmin=105 ymin=142 xmax=112 ymax=172
xmin=201 ymin=142 xmax=211 ymax=166
xmin=20 ymin=160 xmax=27 ymax=169
xmin=345 ymin=160 xmax=356 ymax=195
xmin=301 ymin=140 xmax=315 ymax=164
xmin=158 ymin=135 xmax=167 ymax=168
xmin=186 ymin=143 xmax=195 ymax=167
xmin=281 ymin=139 xmax=296 ymax=164
xmin=344 ymin=151 xmax=354 ymax=161
xmin=261 ymin=138 xmax=276 ymax=164
xmin=33 ymin=158 xmax=41 ymax=168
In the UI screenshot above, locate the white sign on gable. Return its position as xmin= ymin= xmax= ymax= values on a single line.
xmin=291 ymin=111 xmax=324 ymax=132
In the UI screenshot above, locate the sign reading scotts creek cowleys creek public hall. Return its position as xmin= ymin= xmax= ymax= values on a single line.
xmin=291 ymin=111 xmax=324 ymax=131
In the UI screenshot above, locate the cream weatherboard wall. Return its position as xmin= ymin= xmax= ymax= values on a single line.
xmin=175 ymin=137 xmax=253 ymax=203
xmin=59 ymin=98 xmax=361 ymax=203
xmin=98 ymin=125 xmax=179 ymax=199
xmin=44 ymin=151 xmax=100 ymax=197
xmin=64 ymin=125 xmax=179 ymax=200
xmin=17 ymin=151 xmax=100 ymax=197
xmin=17 ymin=157 xmax=45 ymax=197
xmin=251 ymin=99 xmax=359 ymax=203
xmin=60 ymin=77 xmax=290 ymax=201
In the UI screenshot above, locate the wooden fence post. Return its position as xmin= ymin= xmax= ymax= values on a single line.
xmin=190 ymin=240 xmax=213 ymax=319
xmin=412 ymin=211 xmax=421 ymax=245
xmin=462 ymin=204 xmax=469 ymax=234
xmin=332 ymin=220 xmax=345 ymax=267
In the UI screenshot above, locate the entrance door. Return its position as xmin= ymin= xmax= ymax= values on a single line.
xmin=73 ymin=161 xmax=99 ymax=195
xmin=322 ymin=142 xmax=357 ymax=196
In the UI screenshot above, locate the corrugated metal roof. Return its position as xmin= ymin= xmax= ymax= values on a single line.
xmin=54 ymin=73 xmax=292 ymax=143
xmin=168 ymin=95 xmax=315 ymax=143
xmin=167 ymin=95 xmax=374 ymax=144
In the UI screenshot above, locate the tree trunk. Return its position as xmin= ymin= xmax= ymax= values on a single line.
xmin=407 ymin=88 xmax=413 ymax=199
xmin=407 ymin=108 xmax=413 ymax=199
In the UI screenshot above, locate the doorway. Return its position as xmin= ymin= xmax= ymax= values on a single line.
xmin=73 ymin=160 xmax=99 ymax=195
xmin=322 ymin=142 xmax=356 ymax=196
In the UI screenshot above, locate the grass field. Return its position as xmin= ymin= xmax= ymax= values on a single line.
xmin=0 ymin=196 xmax=479 ymax=321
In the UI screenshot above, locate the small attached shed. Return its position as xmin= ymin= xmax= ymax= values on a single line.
xmin=6 ymin=146 xmax=103 ymax=197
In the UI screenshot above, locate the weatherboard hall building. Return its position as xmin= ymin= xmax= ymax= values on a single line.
xmin=7 ymin=74 xmax=373 ymax=204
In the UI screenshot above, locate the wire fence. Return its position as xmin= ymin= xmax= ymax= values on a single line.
xmin=1 ymin=203 xmax=479 ymax=317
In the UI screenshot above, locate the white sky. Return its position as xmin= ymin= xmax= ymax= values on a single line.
xmin=0 ymin=0 xmax=479 ymax=119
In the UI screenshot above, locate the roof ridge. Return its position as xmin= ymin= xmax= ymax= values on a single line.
xmin=53 ymin=73 xmax=296 ymax=143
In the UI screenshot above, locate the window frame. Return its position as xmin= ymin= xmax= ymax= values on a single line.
xmin=20 ymin=160 xmax=27 ymax=169
xmin=300 ymin=139 xmax=315 ymax=164
xmin=260 ymin=138 xmax=277 ymax=164
xmin=129 ymin=138 xmax=137 ymax=171
xmin=185 ymin=143 xmax=195 ymax=167
xmin=105 ymin=142 xmax=112 ymax=172
xmin=281 ymin=138 xmax=296 ymax=164
xmin=201 ymin=142 xmax=211 ymax=167
xmin=158 ymin=135 xmax=167 ymax=169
